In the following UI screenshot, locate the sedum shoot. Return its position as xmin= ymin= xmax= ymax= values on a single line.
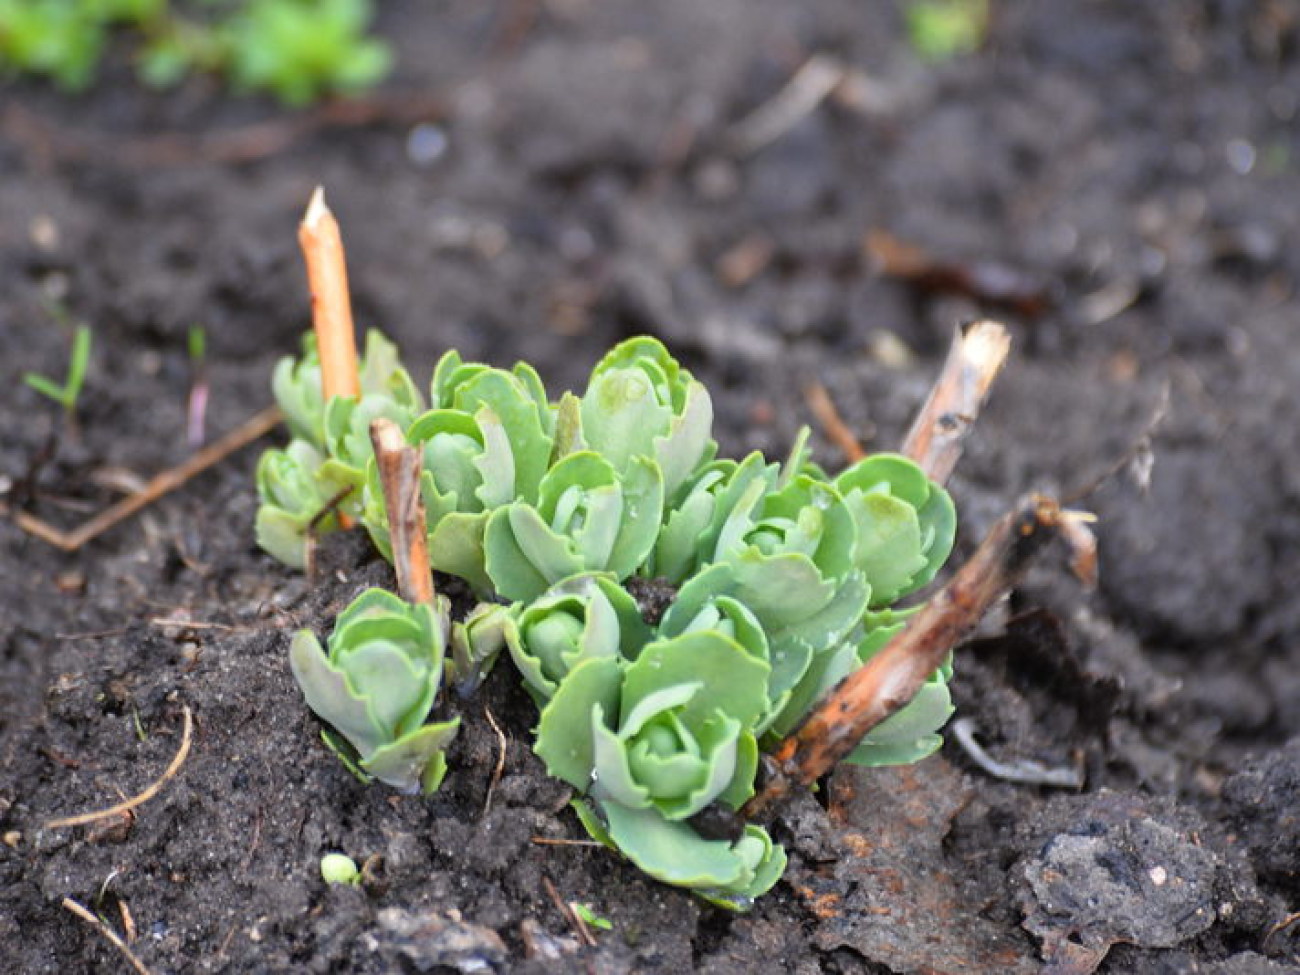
xmin=261 ymin=333 xmax=956 ymax=906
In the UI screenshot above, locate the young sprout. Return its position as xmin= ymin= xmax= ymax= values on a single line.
xmin=186 ymin=324 xmax=209 ymax=448
xmin=570 ymin=902 xmax=612 ymax=932
xmin=319 ymin=852 xmax=360 ymax=885
xmin=24 ymin=323 xmax=92 ymax=422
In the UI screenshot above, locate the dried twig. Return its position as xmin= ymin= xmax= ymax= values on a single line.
xmin=368 ymin=418 xmax=433 ymax=605
xmin=61 ymin=898 xmax=153 ymax=975
xmin=541 ymin=876 xmax=597 ymax=949
xmin=4 ymin=94 xmax=447 ymax=168
xmin=530 ymin=836 xmax=604 ymax=848
xmin=950 ymin=717 xmax=1084 ymax=789
xmin=900 ymin=320 xmax=1011 ymax=484
xmin=728 ymin=53 xmax=847 ymax=155
xmin=299 ymin=187 xmax=360 ymax=402
xmin=2 ymin=407 xmax=282 ymax=552
xmin=1065 ymin=382 xmax=1170 ymax=504
xmin=481 ymin=705 xmax=508 ymax=819
xmin=741 ymin=497 xmax=1091 ymax=821
xmin=804 ymin=382 xmax=866 ymax=463
xmin=45 ymin=705 xmax=193 ymax=829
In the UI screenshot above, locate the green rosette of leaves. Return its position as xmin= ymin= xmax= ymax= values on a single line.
xmin=506 ymin=574 xmax=652 ymax=702
xmin=254 ymin=438 xmax=337 ymax=569
xmin=534 ymin=632 xmax=780 ymax=898
xmin=648 ymin=452 xmax=777 ymax=583
xmin=368 ymin=351 xmax=555 ymax=594
xmin=272 ymin=329 xmax=417 ymax=450
xmin=289 ymin=588 xmax=459 ymax=794
xmin=316 ymin=365 xmax=423 ymax=518
xmin=834 ymin=452 xmax=956 ymax=607
xmin=261 ymin=330 xmax=422 ymax=563
xmin=484 ymin=451 xmax=664 ymax=602
xmin=580 ymin=337 xmax=716 ymax=503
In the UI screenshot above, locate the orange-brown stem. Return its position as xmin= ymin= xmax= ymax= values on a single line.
xmin=901 ymin=319 xmax=1010 ymax=485
xmin=740 ymin=495 xmax=1079 ymax=822
xmin=368 ymin=418 xmax=433 ymax=606
xmin=299 ymin=187 xmax=360 ymax=402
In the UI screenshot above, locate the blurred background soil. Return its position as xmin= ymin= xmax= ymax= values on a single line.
xmin=2 ymin=2 xmax=1299 ymax=972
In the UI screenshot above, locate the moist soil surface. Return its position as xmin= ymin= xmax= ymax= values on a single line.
xmin=3 ymin=2 xmax=1300 ymax=972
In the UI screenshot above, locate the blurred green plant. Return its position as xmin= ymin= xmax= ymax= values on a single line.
xmin=0 ymin=0 xmax=390 ymax=104
xmin=24 ymin=322 xmax=92 ymax=420
xmin=904 ymin=0 xmax=989 ymax=62
xmin=263 ymin=333 xmax=958 ymax=907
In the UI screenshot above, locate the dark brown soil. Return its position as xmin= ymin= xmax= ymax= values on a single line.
xmin=3 ymin=2 xmax=1300 ymax=972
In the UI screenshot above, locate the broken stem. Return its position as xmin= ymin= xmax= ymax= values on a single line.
xmin=741 ymin=495 xmax=1085 ymax=821
xmin=299 ymin=187 xmax=360 ymax=402
xmin=2 ymin=407 xmax=282 ymax=552
xmin=368 ymin=417 xmax=433 ymax=606
xmin=901 ymin=320 xmax=1011 ymax=484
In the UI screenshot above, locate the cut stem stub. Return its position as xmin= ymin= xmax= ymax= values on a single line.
xmin=299 ymin=187 xmax=360 ymax=402
xmin=368 ymin=418 xmax=434 ymax=606
xmin=741 ymin=495 xmax=1091 ymax=822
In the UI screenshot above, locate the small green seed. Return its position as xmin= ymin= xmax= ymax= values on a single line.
xmin=319 ymin=852 xmax=360 ymax=885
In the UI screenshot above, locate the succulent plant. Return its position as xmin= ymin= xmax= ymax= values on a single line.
xmin=289 ymin=588 xmax=459 ymax=794
xmin=506 ymin=574 xmax=651 ymax=702
xmin=535 ymin=631 xmax=770 ymax=819
xmin=578 ymin=337 xmax=716 ymax=502
xmin=834 ymin=453 xmax=956 ymax=606
xmin=264 ymin=329 xmax=961 ymax=907
xmin=483 ymin=451 xmax=664 ymax=602
xmin=254 ymin=438 xmax=337 ymax=569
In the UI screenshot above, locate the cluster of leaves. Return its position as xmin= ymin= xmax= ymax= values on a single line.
xmin=904 ymin=0 xmax=989 ymax=62
xmin=260 ymin=332 xmax=957 ymax=906
xmin=0 ymin=0 xmax=389 ymax=105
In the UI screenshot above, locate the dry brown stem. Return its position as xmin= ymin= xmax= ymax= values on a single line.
xmin=804 ymin=381 xmax=866 ymax=463
xmin=742 ymin=497 xmax=1087 ymax=821
xmin=368 ymin=418 xmax=433 ymax=605
xmin=61 ymin=898 xmax=154 ymax=975
xmin=45 ymin=705 xmax=193 ymax=829
xmin=901 ymin=320 xmax=1011 ymax=484
xmin=299 ymin=187 xmax=360 ymax=402
xmin=3 ymin=407 xmax=281 ymax=552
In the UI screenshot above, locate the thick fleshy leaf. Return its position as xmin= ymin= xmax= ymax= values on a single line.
xmin=510 ymin=575 xmax=649 ymax=698
xmin=590 ymin=703 xmax=654 ymax=808
xmin=448 ymin=369 xmax=552 ymax=503
xmin=342 ymin=641 xmax=434 ymax=740
xmin=361 ymin=718 xmax=460 ymax=794
xmin=836 ymin=452 xmax=957 ymax=602
xmin=534 ymin=656 xmax=624 ymax=789
xmin=649 ymin=712 xmax=742 ymax=820
xmin=598 ymin=800 xmax=747 ymax=890
xmin=289 ymin=630 xmax=387 ymax=758
xmin=255 ymin=506 xmax=311 ymax=569
xmin=358 ymin=330 xmax=422 ymax=411
xmin=765 ymin=637 xmax=861 ymax=739
xmin=607 ymin=455 xmax=664 ymax=577
xmin=428 ymin=511 xmax=493 ymax=595
xmin=845 ymin=491 xmax=927 ymax=605
xmin=271 ymin=340 xmax=326 ymax=447
xmin=843 ymin=670 xmax=952 ymax=767
xmin=485 ymin=503 xmax=582 ymax=601
xmin=621 ymin=632 xmax=769 ymax=733
xmin=407 ymin=408 xmax=488 ymax=512
xmin=699 ymin=824 xmax=788 ymax=905
xmin=448 ymin=602 xmax=512 ymax=695
xmin=724 ymin=550 xmax=842 ymax=630
xmin=714 ymin=729 xmax=759 ymax=810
